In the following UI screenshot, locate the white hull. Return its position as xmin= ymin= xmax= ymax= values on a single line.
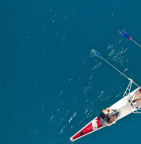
xmin=110 ymin=87 xmax=141 ymax=120
xmin=70 ymin=87 xmax=141 ymax=142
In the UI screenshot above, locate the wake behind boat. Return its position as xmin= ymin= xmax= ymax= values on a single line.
xmin=69 ymin=50 xmax=141 ymax=142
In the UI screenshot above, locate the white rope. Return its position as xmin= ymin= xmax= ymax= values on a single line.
xmin=131 ymin=39 xmax=141 ymax=47
xmin=123 ymin=80 xmax=132 ymax=98
xmin=101 ymin=57 xmax=140 ymax=87
xmin=123 ymin=81 xmax=141 ymax=114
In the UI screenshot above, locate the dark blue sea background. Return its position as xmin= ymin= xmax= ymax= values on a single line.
xmin=1 ymin=0 xmax=141 ymax=144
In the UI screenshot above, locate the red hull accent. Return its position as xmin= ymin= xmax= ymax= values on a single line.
xmin=72 ymin=118 xmax=102 ymax=141
xmin=72 ymin=122 xmax=93 ymax=140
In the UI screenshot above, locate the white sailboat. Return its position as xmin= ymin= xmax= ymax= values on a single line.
xmin=69 ymin=50 xmax=141 ymax=142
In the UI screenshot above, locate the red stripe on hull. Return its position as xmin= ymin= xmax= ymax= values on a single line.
xmin=72 ymin=118 xmax=102 ymax=141
xmin=72 ymin=122 xmax=93 ymax=140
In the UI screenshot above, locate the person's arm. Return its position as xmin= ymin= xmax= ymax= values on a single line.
xmin=105 ymin=108 xmax=113 ymax=113
xmin=102 ymin=109 xmax=108 ymax=114
xmin=113 ymin=115 xmax=116 ymax=121
xmin=134 ymin=93 xmax=141 ymax=99
xmin=108 ymin=123 xmax=113 ymax=126
xmin=136 ymin=98 xmax=141 ymax=104
xmin=108 ymin=115 xmax=116 ymax=126
xmin=108 ymin=119 xmax=116 ymax=126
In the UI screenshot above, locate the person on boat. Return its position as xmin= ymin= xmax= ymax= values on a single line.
xmin=131 ymin=91 xmax=141 ymax=105
xmin=98 ymin=108 xmax=118 ymax=126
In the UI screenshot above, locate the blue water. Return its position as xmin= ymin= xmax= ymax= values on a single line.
xmin=1 ymin=0 xmax=141 ymax=144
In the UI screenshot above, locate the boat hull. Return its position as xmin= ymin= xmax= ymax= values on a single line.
xmin=70 ymin=87 xmax=141 ymax=142
xmin=70 ymin=118 xmax=104 ymax=142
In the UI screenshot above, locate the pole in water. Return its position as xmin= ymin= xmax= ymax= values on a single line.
xmin=120 ymin=31 xmax=141 ymax=47
xmin=91 ymin=49 xmax=140 ymax=87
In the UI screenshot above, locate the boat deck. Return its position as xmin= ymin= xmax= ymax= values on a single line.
xmin=70 ymin=88 xmax=141 ymax=142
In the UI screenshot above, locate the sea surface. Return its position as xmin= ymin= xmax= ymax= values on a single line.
xmin=0 ymin=0 xmax=141 ymax=144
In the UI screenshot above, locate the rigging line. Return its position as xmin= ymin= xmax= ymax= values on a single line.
xmin=131 ymin=39 xmax=141 ymax=47
xmin=101 ymin=57 xmax=140 ymax=87
xmin=91 ymin=49 xmax=140 ymax=87
xmin=120 ymin=31 xmax=141 ymax=48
